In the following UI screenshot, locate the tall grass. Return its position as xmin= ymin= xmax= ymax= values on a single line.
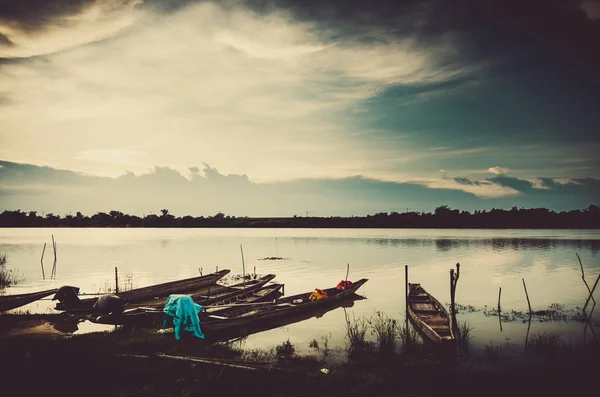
xmin=368 ymin=311 xmax=398 ymax=355
xmin=397 ymin=319 xmax=420 ymax=354
xmin=527 ymin=332 xmax=563 ymax=354
xmin=457 ymin=321 xmax=474 ymax=352
xmin=344 ymin=310 xmax=369 ymax=358
xmin=0 ymin=253 xmax=20 ymax=288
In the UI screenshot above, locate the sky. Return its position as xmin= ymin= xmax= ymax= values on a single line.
xmin=0 ymin=0 xmax=599 ymax=217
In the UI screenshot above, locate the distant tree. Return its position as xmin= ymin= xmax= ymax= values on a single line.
xmin=160 ymin=209 xmax=170 ymax=218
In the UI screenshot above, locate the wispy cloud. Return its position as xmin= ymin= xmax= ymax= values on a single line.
xmin=0 ymin=1 xmax=473 ymax=182
xmin=488 ymin=166 xmax=510 ymax=175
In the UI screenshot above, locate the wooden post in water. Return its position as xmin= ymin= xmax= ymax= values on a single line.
xmin=450 ymin=269 xmax=455 ymax=317
xmin=577 ymin=253 xmax=596 ymax=306
xmin=345 ymin=263 xmax=350 ymax=289
xmin=522 ymin=278 xmax=532 ymax=317
xmin=405 ymin=265 xmax=408 ymax=310
xmin=240 ymin=245 xmax=247 ymax=297
xmin=40 ymin=242 xmax=46 ymax=280
xmin=115 ymin=267 xmax=119 ymax=294
xmin=498 ymin=286 xmax=503 ymax=332
xmin=583 ymin=273 xmax=600 ymax=314
xmin=497 ymin=287 xmax=502 ymax=312
xmin=50 ymin=235 xmax=57 ymax=279
xmin=405 ymin=265 xmax=409 ymax=332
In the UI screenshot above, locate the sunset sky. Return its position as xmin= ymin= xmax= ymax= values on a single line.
xmin=1 ymin=0 xmax=599 ymax=216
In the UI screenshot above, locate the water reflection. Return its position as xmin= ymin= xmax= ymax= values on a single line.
xmin=288 ymin=236 xmax=600 ymax=252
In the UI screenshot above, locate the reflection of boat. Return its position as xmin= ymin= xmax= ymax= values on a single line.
xmin=54 ymin=269 xmax=231 ymax=313
xmin=0 ymin=288 xmax=58 ymax=312
xmin=93 ymin=279 xmax=368 ymax=340
xmin=407 ymin=283 xmax=454 ymax=345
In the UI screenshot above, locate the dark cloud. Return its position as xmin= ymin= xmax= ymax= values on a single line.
xmin=0 ymin=0 xmax=97 ymax=32
xmin=454 ymin=177 xmax=484 ymax=186
xmin=486 ymin=176 xmax=535 ymax=193
xmin=0 ymin=32 xmax=13 ymax=46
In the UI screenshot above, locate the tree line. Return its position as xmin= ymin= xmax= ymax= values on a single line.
xmin=0 ymin=205 xmax=598 ymax=228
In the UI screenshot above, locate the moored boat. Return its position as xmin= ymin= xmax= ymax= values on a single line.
xmin=92 ymin=278 xmax=368 ymax=339
xmin=0 ymin=288 xmax=58 ymax=313
xmin=407 ymin=283 xmax=454 ymax=345
xmin=92 ymin=282 xmax=286 ymax=327
xmin=54 ymin=269 xmax=231 ymax=313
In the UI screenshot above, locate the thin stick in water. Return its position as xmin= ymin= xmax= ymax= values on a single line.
xmin=522 ymin=278 xmax=532 ymax=317
xmin=115 ymin=267 xmax=119 ymax=294
xmin=40 ymin=242 xmax=46 ymax=280
xmin=240 ymin=245 xmax=246 ymax=297
xmin=582 ymin=273 xmax=600 ymax=315
xmin=577 ymin=253 xmax=596 ymax=306
xmin=345 ymin=263 xmax=349 ymax=289
xmin=497 ymin=287 xmax=502 ymax=312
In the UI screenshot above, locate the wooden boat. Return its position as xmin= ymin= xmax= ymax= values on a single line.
xmin=132 ymin=274 xmax=277 ymax=309
xmin=92 ymin=282 xmax=285 ymax=327
xmin=55 ymin=269 xmax=231 ymax=313
xmin=407 ymin=283 xmax=454 ymax=345
xmin=0 ymin=288 xmax=58 ymax=312
xmin=93 ymin=279 xmax=368 ymax=339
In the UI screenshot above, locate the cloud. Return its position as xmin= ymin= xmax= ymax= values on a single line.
xmin=488 ymin=166 xmax=510 ymax=175
xmin=1 ymin=161 xmax=598 ymax=216
xmin=0 ymin=0 xmax=144 ymax=58
xmin=0 ymin=0 xmax=474 ymax=183
xmin=76 ymin=148 xmax=147 ymax=166
xmin=581 ymin=1 xmax=600 ymax=21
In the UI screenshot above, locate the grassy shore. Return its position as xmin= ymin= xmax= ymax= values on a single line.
xmin=0 ymin=313 xmax=598 ymax=397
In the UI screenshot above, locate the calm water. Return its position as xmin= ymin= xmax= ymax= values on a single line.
xmin=1 ymin=228 xmax=599 ymax=354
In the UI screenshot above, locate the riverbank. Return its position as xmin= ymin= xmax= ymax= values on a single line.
xmin=0 ymin=314 xmax=597 ymax=397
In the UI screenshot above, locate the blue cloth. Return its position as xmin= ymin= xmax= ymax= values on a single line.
xmin=162 ymin=294 xmax=205 ymax=340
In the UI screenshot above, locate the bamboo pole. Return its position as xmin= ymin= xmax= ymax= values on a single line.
xmin=344 ymin=263 xmax=349 ymax=289
xmin=52 ymin=234 xmax=57 ymax=260
xmin=40 ymin=242 xmax=46 ymax=280
xmin=405 ymin=265 xmax=408 ymax=310
xmin=582 ymin=273 xmax=600 ymax=314
xmin=522 ymin=278 xmax=532 ymax=316
xmin=405 ymin=265 xmax=409 ymax=330
xmin=450 ymin=269 xmax=455 ymax=317
xmin=497 ymin=287 xmax=502 ymax=312
xmin=498 ymin=287 xmax=503 ymax=332
xmin=240 ymin=245 xmax=247 ymax=298
xmin=577 ymin=253 xmax=596 ymax=306
xmin=115 ymin=267 xmax=119 ymax=294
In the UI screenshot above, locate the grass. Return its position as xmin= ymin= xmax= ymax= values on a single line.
xmin=397 ymin=319 xmax=420 ymax=354
xmin=275 ymin=339 xmax=296 ymax=358
xmin=344 ymin=310 xmax=370 ymax=359
xmin=457 ymin=321 xmax=474 ymax=353
xmin=484 ymin=342 xmax=503 ymax=362
xmin=368 ymin=311 xmax=398 ymax=355
xmin=527 ymin=331 xmax=564 ymax=354
xmin=0 ymin=253 xmax=21 ymax=288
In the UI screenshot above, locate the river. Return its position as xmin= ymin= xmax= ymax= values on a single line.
xmin=1 ymin=228 xmax=599 ymax=354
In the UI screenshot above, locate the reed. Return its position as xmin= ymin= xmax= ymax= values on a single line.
xmin=0 ymin=253 xmax=20 ymax=288
xmin=368 ymin=311 xmax=398 ymax=355
xmin=527 ymin=331 xmax=563 ymax=354
xmin=397 ymin=319 xmax=420 ymax=353
xmin=457 ymin=321 xmax=474 ymax=352
xmin=344 ymin=310 xmax=369 ymax=358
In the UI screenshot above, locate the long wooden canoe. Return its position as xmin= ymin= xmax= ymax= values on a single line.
xmin=92 ymin=282 xmax=285 ymax=327
xmin=133 ymin=274 xmax=277 ymax=309
xmin=55 ymin=269 xmax=231 ymax=313
xmin=0 ymin=288 xmax=58 ymax=312
xmin=95 ymin=279 xmax=368 ymax=339
xmin=407 ymin=283 xmax=454 ymax=345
